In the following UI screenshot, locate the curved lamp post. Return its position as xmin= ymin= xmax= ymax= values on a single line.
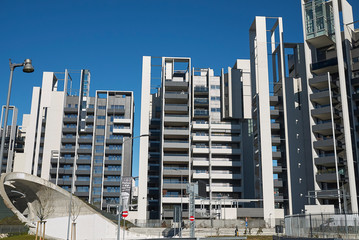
xmin=0 ymin=59 xmax=34 ymax=173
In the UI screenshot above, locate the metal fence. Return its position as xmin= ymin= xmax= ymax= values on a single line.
xmin=131 ymin=218 xmax=271 ymax=229
xmin=285 ymin=213 xmax=359 ymax=239
xmin=0 ymin=225 xmax=28 ymax=234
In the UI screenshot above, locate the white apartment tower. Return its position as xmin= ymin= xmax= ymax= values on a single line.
xmin=14 ymin=70 xmax=135 ymax=210
xmin=138 ymin=57 xmax=252 ymax=220
xmin=301 ymin=0 xmax=359 ymax=213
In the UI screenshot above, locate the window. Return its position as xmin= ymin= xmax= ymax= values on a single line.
xmin=97 ymin=115 xmax=106 ymax=119
xmin=107 ymin=165 xmax=121 ymax=171
xmin=77 ymin=165 xmax=91 ymax=170
xmin=211 ymin=96 xmax=220 ymax=101
xmin=98 ymin=105 xmax=106 ymax=110
xmin=79 ymin=144 xmax=92 ymax=149
xmin=64 ymin=144 xmax=73 ymax=149
xmin=88 ymin=104 xmax=94 ymax=109
xmin=211 ymin=85 xmax=220 ymax=89
xmin=108 ymin=155 xmax=121 ymax=160
xmin=77 ymin=186 xmax=89 ymax=192
xmin=94 ymin=166 xmax=103 ymax=174
xmin=63 ymin=165 xmax=71 ymax=169
xmin=96 ymin=135 xmax=105 ymax=143
xmin=111 ymin=105 xmax=124 ymax=109
xmin=96 ymin=125 xmax=105 ymax=129
xmin=95 ymin=145 xmax=104 ymax=153
xmin=95 ymin=156 xmax=103 ymax=164
xmin=94 ymin=177 xmax=102 ymax=184
xmin=211 ymin=108 xmax=221 ymax=112
xmin=108 ymin=145 xmax=122 ymax=150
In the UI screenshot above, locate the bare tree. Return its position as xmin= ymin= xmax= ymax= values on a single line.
xmin=33 ymin=186 xmax=55 ymax=240
xmin=68 ymin=199 xmax=82 ymax=240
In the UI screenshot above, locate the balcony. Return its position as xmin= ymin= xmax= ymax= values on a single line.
xmin=163 ymin=141 xmax=189 ymax=150
xmin=163 ymin=128 xmax=189 ymax=136
xmin=64 ymin=107 xmax=78 ymax=113
xmin=313 ymin=138 xmax=336 ymax=151
xmin=106 ymin=138 xmax=123 ymax=144
xmin=107 ymin=108 xmax=125 ymax=115
xmin=164 ymin=104 xmax=188 ymax=113
xmin=164 ymin=115 xmax=189 ymax=123
xmin=271 ymin=123 xmax=280 ymax=132
xmin=61 ymin=147 xmax=75 ymax=154
xmin=103 ymin=180 xmax=121 ymax=186
xmin=316 ymin=172 xmax=337 ymax=183
xmin=312 ymin=122 xmax=338 ymax=135
xmin=194 ymin=109 xmax=209 ymax=117
xmin=163 ymin=169 xmax=189 ymax=177
xmin=273 ymin=165 xmax=283 ymax=173
xmin=311 ymin=91 xmax=331 ymax=106
xmin=78 ymin=137 xmax=93 ymax=144
xmin=194 ymin=86 xmax=208 ymax=95
xmin=165 ymin=92 xmax=188 ymax=101
xmin=62 ymin=127 xmax=77 ymax=133
xmin=105 ymin=148 xmax=122 ymax=154
xmin=61 ymin=137 xmax=76 ymax=143
xmin=63 ymin=117 xmax=78 ymax=123
xmin=165 ymin=81 xmax=188 ymax=90
xmin=272 ymin=136 xmax=281 ymax=146
xmin=311 ymin=58 xmax=338 ymax=75
xmin=77 ymin=148 xmax=92 ymax=154
xmin=162 ymin=183 xmax=187 ymax=190
xmin=194 ymin=98 xmax=209 ymax=106
xmin=270 ymin=109 xmax=280 ymax=119
xmin=272 ymin=152 xmax=282 ymax=160
xmin=192 ymin=147 xmax=209 ymax=154
xmin=273 ymin=179 xmax=283 ymax=188
xmin=309 ymin=74 xmax=330 ymax=89
xmin=311 ymin=106 xmax=337 ymax=120
xmin=270 ymin=96 xmax=279 ymax=106
xmin=163 ymin=154 xmax=189 ymax=163
xmin=314 ymin=156 xmax=338 ymax=167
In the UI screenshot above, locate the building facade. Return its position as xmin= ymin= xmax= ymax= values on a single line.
xmin=138 ymin=57 xmax=252 ymax=220
xmin=0 ymin=106 xmax=24 ymax=174
xmin=249 ymin=17 xmax=314 ymax=222
xmin=300 ymin=0 xmax=359 ymax=213
xmin=14 ymin=70 xmax=134 ymax=210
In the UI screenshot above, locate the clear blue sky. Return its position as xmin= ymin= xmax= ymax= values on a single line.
xmin=1 ymin=0 xmax=358 ymax=177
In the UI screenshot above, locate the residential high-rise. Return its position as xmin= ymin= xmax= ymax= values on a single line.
xmin=138 ymin=57 xmax=252 ymax=220
xmin=300 ymin=0 xmax=359 ymax=213
xmin=14 ymin=70 xmax=134 ymax=210
xmin=0 ymin=106 xmax=24 ymax=173
xmin=249 ymin=17 xmax=314 ymax=222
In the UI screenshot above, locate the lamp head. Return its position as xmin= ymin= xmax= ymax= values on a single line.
xmin=22 ymin=59 xmax=34 ymax=73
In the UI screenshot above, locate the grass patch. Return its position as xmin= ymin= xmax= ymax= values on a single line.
xmin=0 ymin=216 xmax=23 ymax=226
xmin=0 ymin=233 xmax=38 ymax=240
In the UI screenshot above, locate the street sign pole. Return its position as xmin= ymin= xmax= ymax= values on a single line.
xmin=189 ymin=183 xmax=195 ymax=238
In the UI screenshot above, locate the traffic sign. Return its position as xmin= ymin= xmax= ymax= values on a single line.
xmin=189 ymin=216 xmax=195 ymax=222
xmin=122 ymin=211 xmax=129 ymax=218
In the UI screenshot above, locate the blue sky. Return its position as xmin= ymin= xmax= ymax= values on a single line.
xmin=1 ymin=0 xmax=358 ymax=177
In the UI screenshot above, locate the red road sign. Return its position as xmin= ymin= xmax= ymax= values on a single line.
xmin=122 ymin=211 xmax=129 ymax=218
xmin=189 ymin=216 xmax=195 ymax=222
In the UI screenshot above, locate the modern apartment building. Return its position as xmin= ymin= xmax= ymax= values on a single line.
xmin=138 ymin=56 xmax=252 ymax=220
xmin=0 ymin=106 xmax=24 ymax=173
xmin=300 ymin=0 xmax=359 ymax=213
xmin=14 ymin=70 xmax=134 ymax=210
xmin=249 ymin=16 xmax=314 ymax=221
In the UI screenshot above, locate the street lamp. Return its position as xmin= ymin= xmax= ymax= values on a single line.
xmin=0 ymin=59 xmax=34 ymax=173
xmin=118 ymin=134 xmax=149 ymax=240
